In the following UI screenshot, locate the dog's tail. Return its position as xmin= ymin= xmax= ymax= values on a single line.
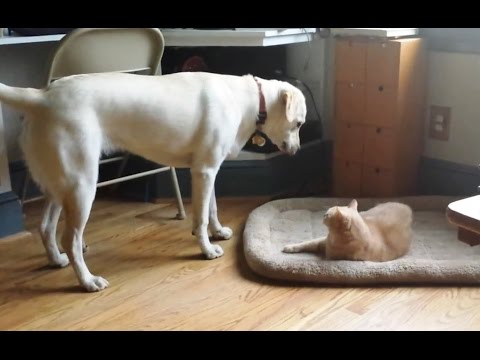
xmin=0 ymin=83 xmax=45 ymax=112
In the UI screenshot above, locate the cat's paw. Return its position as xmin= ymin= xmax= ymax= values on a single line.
xmin=283 ymin=244 xmax=299 ymax=253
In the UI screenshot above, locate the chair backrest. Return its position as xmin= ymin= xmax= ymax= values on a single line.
xmin=46 ymin=28 xmax=165 ymax=83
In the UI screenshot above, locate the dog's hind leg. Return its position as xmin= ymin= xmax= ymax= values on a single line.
xmin=191 ymin=166 xmax=224 ymax=259
xmin=61 ymin=181 xmax=109 ymax=292
xmin=39 ymin=198 xmax=89 ymax=268
xmin=40 ymin=198 xmax=69 ymax=268
xmin=208 ymin=187 xmax=232 ymax=240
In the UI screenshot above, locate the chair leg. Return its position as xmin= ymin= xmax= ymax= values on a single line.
xmin=116 ymin=154 xmax=130 ymax=180
xmin=21 ymin=171 xmax=31 ymax=205
xmin=170 ymin=167 xmax=186 ymax=220
xmin=108 ymin=154 xmax=130 ymax=193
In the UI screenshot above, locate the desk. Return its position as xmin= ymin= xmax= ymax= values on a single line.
xmin=0 ymin=28 xmax=317 ymax=47
xmin=161 ymin=28 xmax=317 ymax=47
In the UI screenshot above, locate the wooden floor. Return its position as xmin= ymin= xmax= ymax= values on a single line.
xmin=1 ymin=196 xmax=480 ymax=330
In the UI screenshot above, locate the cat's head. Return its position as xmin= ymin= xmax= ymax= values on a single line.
xmin=323 ymin=199 xmax=358 ymax=231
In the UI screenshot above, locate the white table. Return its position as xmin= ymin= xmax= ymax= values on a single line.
xmin=0 ymin=28 xmax=317 ymax=47
xmin=447 ymin=195 xmax=480 ymax=246
xmin=330 ymin=28 xmax=419 ymax=38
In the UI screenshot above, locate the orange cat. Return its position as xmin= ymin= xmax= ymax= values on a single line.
xmin=283 ymin=199 xmax=413 ymax=262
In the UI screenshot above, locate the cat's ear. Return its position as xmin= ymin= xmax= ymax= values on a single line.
xmin=348 ymin=199 xmax=358 ymax=210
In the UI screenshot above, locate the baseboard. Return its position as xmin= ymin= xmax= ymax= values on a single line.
xmin=0 ymin=191 xmax=25 ymax=239
xmin=418 ymin=157 xmax=479 ymax=196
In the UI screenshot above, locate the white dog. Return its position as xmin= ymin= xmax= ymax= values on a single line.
xmin=0 ymin=71 xmax=306 ymax=292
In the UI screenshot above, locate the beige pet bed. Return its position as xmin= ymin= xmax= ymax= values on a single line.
xmin=243 ymin=196 xmax=480 ymax=285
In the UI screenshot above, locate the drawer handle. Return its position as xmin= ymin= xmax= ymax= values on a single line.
xmin=375 ymin=168 xmax=380 ymax=174
xmin=349 ymin=82 xmax=355 ymax=88
xmin=376 ymin=127 xmax=382 ymax=134
xmin=378 ymin=85 xmax=384 ymax=92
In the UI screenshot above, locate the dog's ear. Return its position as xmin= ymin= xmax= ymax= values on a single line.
xmin=282 ymin=90 xmax=292 ymax=105
xmin=281 ymin=90 xmax=295 ymax=121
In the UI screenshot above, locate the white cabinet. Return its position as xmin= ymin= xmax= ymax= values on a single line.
xmin=0 ymin=104 xmax=12 ymax=194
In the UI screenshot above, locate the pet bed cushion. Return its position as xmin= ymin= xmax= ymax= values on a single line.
xmin=243 ymin=196 xmax=480 ymax=285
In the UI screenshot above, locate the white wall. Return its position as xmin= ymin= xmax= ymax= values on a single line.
xmin=425 ymin=51 xmax=480 ymax=166
xmin=0 ymin=42 xmax=57 ymax=162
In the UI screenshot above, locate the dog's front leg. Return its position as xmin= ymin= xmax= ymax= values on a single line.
xmin=191 ymin=167 xmax=224 ymax=259
xmin=209 ymin=187 xmax=233 ymax=240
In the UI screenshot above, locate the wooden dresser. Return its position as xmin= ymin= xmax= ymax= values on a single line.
xmin=333 ymin=36 xmax=427 ymax=197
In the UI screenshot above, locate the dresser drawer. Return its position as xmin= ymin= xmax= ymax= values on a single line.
xmin=335 ymin=82 xmax=366 ymax=124
xmin=333 ymin=158 xmax=362 ymax=197
xmin=366 ymin=40 xmax=400 ymax=87
xmin=365 ymin=84 xmax=397 ymax=127
xmin=361 ymin=165 xmax=395 ymax=197
xmin=335 ymin=39 xmax=367 ymax=83
xmin=363 ymin=126 xmax=396 ymax=168
xmin=334 ymin=122 xmax=365 ymax=163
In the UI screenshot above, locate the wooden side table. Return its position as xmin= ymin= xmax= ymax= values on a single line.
xmin=446 ymin=195 xmax=480 ymax=246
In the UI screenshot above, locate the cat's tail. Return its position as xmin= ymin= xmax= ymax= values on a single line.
xmin=386 ymin=203 xmax=414 ymax=250
xmin=377 ymin=202 xmax=413 ymax=229
xmin=394 ymin=203 xmax=413 ymax=225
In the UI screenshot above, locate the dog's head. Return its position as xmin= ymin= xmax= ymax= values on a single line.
xmin=262 ymin=81 xmax=307 ymax=156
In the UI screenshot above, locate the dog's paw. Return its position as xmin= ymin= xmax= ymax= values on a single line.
xmin=282 ymin=245 xmax=299 ymax=253
xmin=49 ymin=253 xmax=70 ymax=268
xmin=82 ymin=275 xmax=110 ymax=292
xmin=212 ymin=227 xmax=233 ymax=240
xmin=205 ymin=244 xmax=224 ymax=260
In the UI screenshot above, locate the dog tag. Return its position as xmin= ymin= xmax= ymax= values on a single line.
xmin=252 ymin=134 xmax=266 ymax=147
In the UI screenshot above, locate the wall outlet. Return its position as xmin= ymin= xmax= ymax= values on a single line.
xmin=429 ymin=105 xmax=451 ymax=141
